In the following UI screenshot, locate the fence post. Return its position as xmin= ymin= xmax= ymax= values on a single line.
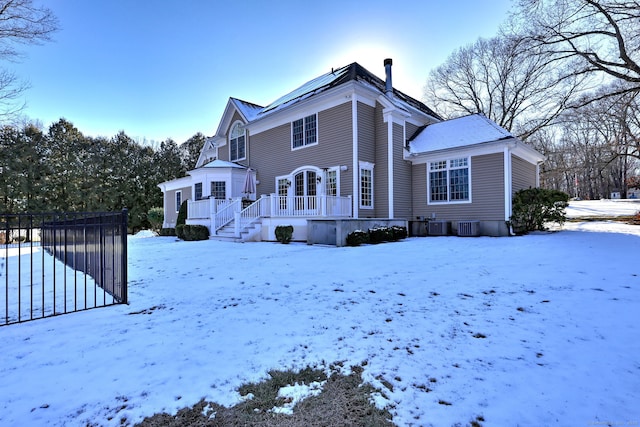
xmin=121 ymin=208 xmax=128 ymax=304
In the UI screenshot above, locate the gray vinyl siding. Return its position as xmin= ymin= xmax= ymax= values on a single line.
xmin=357 ymin=102 xmax=376 ymax=217
xmin=512 ymin=154 xmax=537 ymax=193
xmin=249 ymin=102 xmax=353 ymax=197
xmin=406 ymin=122 xmax=420 ymax=140
xmin=372 ymin=102 xmax=388 ymax=218
xmin=412 ymin=153 xmax=505 ymax=221
xmin=164 ymin=186 xmax=192 ymax=226
xmin=393 ymin=122 xmax=412 ymax=219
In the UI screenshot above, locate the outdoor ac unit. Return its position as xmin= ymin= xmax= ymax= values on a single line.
xmin=428 ymin=220 xmax=449 ymax=236
xmin=458 ymin=220 xmax=480 ymax=237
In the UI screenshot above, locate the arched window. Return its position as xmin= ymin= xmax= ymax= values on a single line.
xmin=229 ymin=122 xmax=246 ymax=161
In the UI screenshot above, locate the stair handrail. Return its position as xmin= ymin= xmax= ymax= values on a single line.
xmin=214 ymin=199 xmax=241 ymax=232
xmin=239 ymin=198 xmax=264 ymax=228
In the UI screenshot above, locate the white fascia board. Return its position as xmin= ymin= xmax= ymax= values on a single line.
xmin=214 ymin=98 xmax=247 ymax=138
xmin=246 ymin=82 xmax=360 ymax=136
xmin=512 ymin=141 xmax=546 ymax=164
xmin=405 ymin=139 xmax=511 ymax=164
xmin=157 ymin=176 xmax=192 ymax=192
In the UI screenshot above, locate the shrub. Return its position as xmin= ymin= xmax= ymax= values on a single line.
xmin=159 ymin=227 xmax=176 ymax=236
xmin=275 ymin=225 xmax=293 ymax=244
xmin=509 ymin=188 xmax=569 ymax=234
xmin=390 ymin=225 xmax=408 ymax=240
xmin=147 ymin=207 xmax=164 ymax=232
xmin=175 ymin=224 xmax=186 ymax=240
xmin=368 ymin=226 xmax=393 ymax=243
xmin=346 ymin=230 xmax=370 ymax=246
xmin=176 ymin=224 xmax=209 ymax=241
xmin=176 ymin=200 xmax=188 ymax=226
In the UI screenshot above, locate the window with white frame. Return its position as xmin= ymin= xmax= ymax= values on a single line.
xmin=175 ymin=191 xmax=182 ymax=212
xmin=325 ymin=169 xmax=337 ymax=196
xmin=359 ymin=162 xmax=374 ymax=209
xmin=210 ymin=181 xmax=226 ymax=199
xmin=277 ymin=178 xmax=289 ymax=210
xmin=194 ymin=182 xmax=203 ymax=201
xmin=428 ymin=157 xmax=470 ymax=203
xmin=292 ymin=114 xmax=317 ymax=149
xmin=229 ymin=122 xmax=246 ymax=161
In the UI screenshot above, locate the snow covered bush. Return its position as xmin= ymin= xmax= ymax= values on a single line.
xmin=509 ymin=188 xmax=569 ymax=234
xmin=346 ymin=230 xmax=369 ymax=246
xmin=369 ymin=227 xmax=394 ymax=243
xmin=275 ymin=225 xmax=293 ymax=244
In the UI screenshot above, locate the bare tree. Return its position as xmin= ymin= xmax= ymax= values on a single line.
xmin=424 ymin=35 xmax=585 ymax=141
xmin=517 ymin=0 xmax=640 ymax=101
xmin=0 ymin=0 xmax=58 ymax=121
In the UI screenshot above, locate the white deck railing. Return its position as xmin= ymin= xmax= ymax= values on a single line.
xmin=188 ymin=195 xmax=353 ymax=229
xmin=269 ymin=195 xmax=352 ymax=217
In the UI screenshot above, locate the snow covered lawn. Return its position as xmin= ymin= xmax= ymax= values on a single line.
xmin=1 ymin=220 xmax=639 ymax=426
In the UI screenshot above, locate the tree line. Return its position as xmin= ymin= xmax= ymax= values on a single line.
xmin=0 ymin=118 xmax=203 ymax=230
xmin=424 ymin=0 xmax=640 ymax=199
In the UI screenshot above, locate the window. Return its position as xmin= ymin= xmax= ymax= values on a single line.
xmin=194 ymin=182 xmax=203 ymax=201
xmin=325 ymin=169 xmax=337 ymax=196
xmin=230 ymin=122 xmax=246 ymax=161
xmin=210 ymin=181 xmax=226 ymax=199
xmin=359 ymin=162 xmax=374 ymax=209
xmin=175 ymin=191 xmax=182 ymax=213
xmin=428 ymin=157 xmax=470 ymax=203
xmin=292 ymin=114 xmax=317 ymax=149
xmin=277 ymin=178 xmax=289 ymax=210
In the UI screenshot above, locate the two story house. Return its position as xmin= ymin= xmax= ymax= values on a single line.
xmin=158 ymin=59 xmax=544 ymax=243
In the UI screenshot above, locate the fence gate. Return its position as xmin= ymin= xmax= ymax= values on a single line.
xmin=1 ymin=210 xmax=128 ymax=326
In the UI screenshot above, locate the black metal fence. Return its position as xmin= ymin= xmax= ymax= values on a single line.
xmin=1 ymin=210 xmax=128 ymax=325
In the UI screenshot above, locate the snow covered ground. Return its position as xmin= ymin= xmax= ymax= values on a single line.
xmin=1 ymin=202 xmax=639 ymax=427
xmin=565 ymin=198 xmax=640 ymax=218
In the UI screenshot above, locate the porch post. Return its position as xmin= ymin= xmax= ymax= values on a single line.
xmin=233 ymin=211 xmax=240 ymax=237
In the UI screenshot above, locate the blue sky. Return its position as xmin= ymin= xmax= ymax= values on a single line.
xmin=13 ymin=0 xmax=512 ymax=144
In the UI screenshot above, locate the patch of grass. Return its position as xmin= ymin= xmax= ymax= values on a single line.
xmin=135 ymin=365 xmax=396 ymax=427
xmin=237 ymin=367 xmax=327 ymax=414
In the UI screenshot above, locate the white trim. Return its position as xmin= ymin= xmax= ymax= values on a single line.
xmin=359 ymin=161 xmax=375 ymax=210
xmin=387 ymin=118 xmax=394 ymax=218
xmin=426 ymin=156 xmax=472 ymax=205
xmin=352 ymin=94 xmax=359 ymax=218
xmin=175 ymin=190 xmax=182 ymax=213
xmin=504 ymin=148 xmax=512 ymax=221
xmin=290 ymin=113 xmax=318 ymax=151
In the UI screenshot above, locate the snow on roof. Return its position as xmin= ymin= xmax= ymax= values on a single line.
xmin=230 ymin=98 xmax=263 ymax=122
xmin=409 ymin=114 xmax=513 ymax=154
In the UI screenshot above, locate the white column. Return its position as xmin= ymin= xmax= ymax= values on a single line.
xmin=387 ymin=119 xmax=394 ymax=218
xmin=351 ymin=94 xmax=359 ymax=218
xmin=504 ymin=147 xmax=512 ymax=221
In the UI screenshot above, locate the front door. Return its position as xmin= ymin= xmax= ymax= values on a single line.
xmin=294 ymin=170 xmax=318 ymax=213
